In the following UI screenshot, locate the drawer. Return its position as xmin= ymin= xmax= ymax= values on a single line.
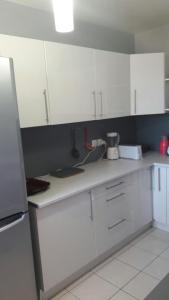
xmin=106 ymin=191 xmax=128 ymax=225
xmin=93 ymin=172 xmax=137 ymax=199
xmin=107 ymin=217 xmax=134 ymax=246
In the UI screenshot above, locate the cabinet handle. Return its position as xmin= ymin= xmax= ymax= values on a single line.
xmin=134 ymin=89 xmax=137 ymax=114
xmin=158 ymin=168 xmax=161 ymax=191
xmin=99 ymin=91 xmax=103 ymax=117
xmin=92 ymin=91 xmax=97 ymax=118
xmin=106 ymin=182 xmax=124 ymax=190
xmin=89 ymin=191 xmax=94 ymax=221
xmin=43 ymin=89 xmax=49 ymax=123
xmin=106 ymin=193 xmax=125 ymax=203
xmin=108 ymin=218 xmax=127 ymax=231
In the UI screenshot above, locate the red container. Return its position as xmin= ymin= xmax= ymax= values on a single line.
xmin=160 ymin=135 xmax=169 ymax=155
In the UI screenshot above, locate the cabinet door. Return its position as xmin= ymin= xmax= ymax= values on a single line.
xmin=45 ymin=42 xmax=96 ymax=124
xmin=37 ymin=192 xmax=96 ymax=291
xmin=137 ymin=168 xmax=153 ymax=228
xmin=153 ymin=166 xmax=167 ymax=224
xmin=94 ymin=50 xmax=130 ymax=119
xmin=0 ymin=34 xmax=49 ymax=128
xmin=130 ymin=53 xmax=165 ymax=115
xmin=166 ymin=168 xmax=169 ymax=226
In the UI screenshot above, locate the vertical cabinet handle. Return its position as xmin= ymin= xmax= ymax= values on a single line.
xmin=99 ymin=91 xmax=103 ymax=117
xmin=43 ymin=89 xmax=49 ymax=123
xmin=134 ymin=89 xmax=137 ymax=114
xmin=158 ymin=168 xmax=161 ymax=191
xmin=89 ymin=191 xmax=94 ymax=221
xmin=92 ymin=91 xmax=97 ymax=118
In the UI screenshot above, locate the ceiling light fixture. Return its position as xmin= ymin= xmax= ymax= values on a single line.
xmin=52 ymin=0 xmax=74 ymax=33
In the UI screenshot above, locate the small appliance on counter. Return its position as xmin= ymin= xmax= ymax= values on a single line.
xmin=106 ymin=132 xmax=120 ymax=160
xmin=119 ymin=145 xmax=142 ymax=160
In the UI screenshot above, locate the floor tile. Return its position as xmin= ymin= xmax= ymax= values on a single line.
xmin=96 ymin=259 xmax=139 ymax=288
xmin=92 ymin=255 xmax=115 ymax=273
xmin=134 ymin=235 xmax=169 ymax=255
xmin=114 ymin=244 xmax=133 ymax=258
xmin=117 ymin=246 xmax=156 ymax=270
xmin=149 ymin=228 xmax=169 ymax=242
xmin=130 ymin=229 xmax=154 ymax=246
xmin=110 ymin=291 xmax=136 ymax=300
xmin=52 ymin=291 xmax=77 ymax=300
xmin=143 ymin=256 xmax=169 ymax=280
xmin=70 ymin=274 xmax=119 ymax=300
xmin=160 ymin=247 xmax=169 ymax=260
xmin=66 ymin=271 xmax=93 ymax=291
xmin=123 ymin=272 xmax=159 ymax=300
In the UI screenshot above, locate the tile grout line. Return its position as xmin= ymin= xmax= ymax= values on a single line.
xmin=119 ymin=289 xmax=139 ymax=300
xmin=68 ymin=290 xmax=81 ymax=300
xmin=61 ymin=229 xmax=169 ymax=300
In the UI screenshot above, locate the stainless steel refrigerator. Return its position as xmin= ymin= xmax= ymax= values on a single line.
xmin=0 ymin=57 xmax=37 ymax=300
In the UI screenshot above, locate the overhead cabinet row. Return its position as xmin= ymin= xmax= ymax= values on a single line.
xmin=0 ymin=34 xmax=166 ymax=128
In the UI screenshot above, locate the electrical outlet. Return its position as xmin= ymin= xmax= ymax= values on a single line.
xmin=91 ymin=139 xmax=106 ymax=147
xmin=97 ymin=139 xmax=106 ymax=146
xmin=91 ymin=139 xmax=98 ymax=148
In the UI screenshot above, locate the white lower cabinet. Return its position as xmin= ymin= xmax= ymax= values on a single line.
xmin=136 ymin=168 xmax=153 ymax=229
xmin=92 ymin=184 xmax=136 ymax=256
xmin=153 ymin=166 xmax=167 ymax=225
xmin=36 ymin=192 xmax=96 ymax=291
xmin=31 ymin=168 xmax=153 ymax=294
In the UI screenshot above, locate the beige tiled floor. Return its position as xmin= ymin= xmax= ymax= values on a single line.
xmin=52 ymin=228 xmax=169 ymax=300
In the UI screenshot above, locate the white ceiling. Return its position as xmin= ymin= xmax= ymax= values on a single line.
xmin=5 ymin=0 xmax=169 ymax=34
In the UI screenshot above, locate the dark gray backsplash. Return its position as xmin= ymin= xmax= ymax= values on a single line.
xmin=21 ymin=117 xmax=136 ymax=177
xmin=21 ymin=114 xmax=169 ymax=178
xmin=135 ymin=114 xmax=169 ymax=151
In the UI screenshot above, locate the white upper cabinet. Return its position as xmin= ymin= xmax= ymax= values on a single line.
xmin=0 ymin=35 xmax=49 ymax=128
xmin=130 ymin=53 xmax=165 ymax=115
xmin=0 ymin=34 xmax=166 ymax=127
xmin=44 ymin=42 xmax=96 ymax=124
xmin=94 ymin=50 xmax=130 ymax=118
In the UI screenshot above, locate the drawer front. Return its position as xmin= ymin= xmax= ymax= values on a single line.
xmin=93 ymin=187 xmax=135 ymax=256
xmin=106 ymin=190 xmax=134 ymax=231
xmin=93 ymin=173 xmax=137 ymax=199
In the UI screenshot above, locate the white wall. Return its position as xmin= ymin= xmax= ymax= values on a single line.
xmin=135 ymin=24 xmax=169 ymax=76
xmin=0 ymin=1 xmax=134 ymax=53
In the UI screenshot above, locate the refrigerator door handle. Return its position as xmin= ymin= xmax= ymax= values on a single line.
xmin=0 ymin=213 xmax=25 ymax=233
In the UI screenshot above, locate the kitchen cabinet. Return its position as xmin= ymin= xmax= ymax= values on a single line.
xmin=136 ymin=168 xmax=153 ymax=228
xmin=94 ymin=51 xmax=130 ymax=118
xmin=92 ymin=179 xmax=136 ymax=256
xmin=0 ymin=34 xmax=49 ymax=128
xmin=30 ymin=168 xmax=153 ymax=295
xmin=130 ymin=53 xmax=165 ymax=115
xmin=35 ymin=191 xmax=96 ymax=291
xmin=166 ymin=168 xmax=169 ymax=226
xmin=153 ymin=166 xmax=167 ymax=225
xmin=44 ymin=42 xmax=131 ymax=124
xmin=0 ymin=34 xmax=166 ymax=126
xmin=92 ymin=170 xmax=152 ymax=256
xmin=44 ymin=42 xmax=96 ymax=124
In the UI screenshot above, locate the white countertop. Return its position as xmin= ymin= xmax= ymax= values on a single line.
xmin=28 ymin=152 xmax=169 ymax=209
